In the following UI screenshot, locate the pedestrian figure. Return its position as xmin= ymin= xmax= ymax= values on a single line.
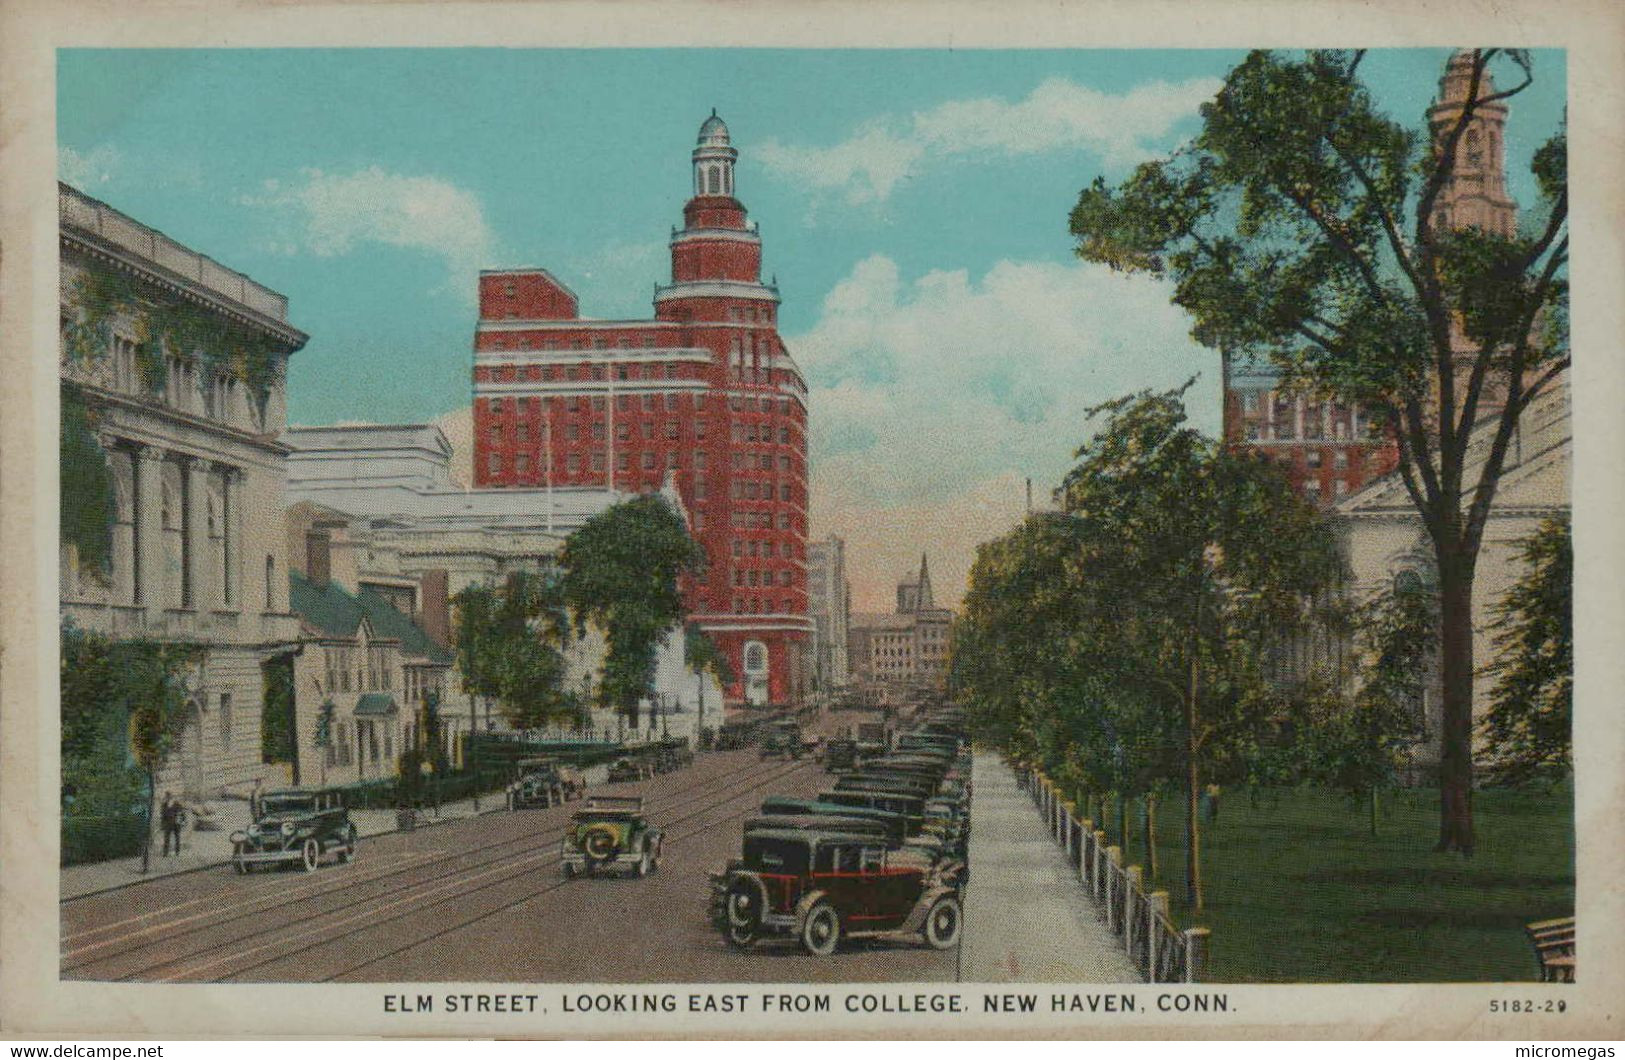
xmin=249 ymin=778 xmax=263 ymax=820
xmin=159 ymin=792 xmax=184 ymax=856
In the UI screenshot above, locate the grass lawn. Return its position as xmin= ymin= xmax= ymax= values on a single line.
xmin=1117 ymin=784 xmax=1574 ymax=982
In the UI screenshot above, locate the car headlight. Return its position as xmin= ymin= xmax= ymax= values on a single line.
xmin=229 ymin=830 xmax=247 ymax=844
xmin=280 ymin=821 xmax=296 ymax=837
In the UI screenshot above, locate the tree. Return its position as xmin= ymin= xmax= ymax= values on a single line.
xmin=452 ymin=570 xmax=573 ymax=731
xmin=261 ymin=653 xmax=297 ymax=780
xmin=61 ymin=623 xmax=205 ymax=873
xmin=1069 ymin=49 xmax=1567 ymax=853
xmin=1478 ymin=513 xmax=1571 ymax=786
xmin=956 ymin=385 xmax=1341 ymax=910
xmin=60 ymin=383 xmax=115 ymax=575
xmin=559 ymin=495 xmax=707 ymax=727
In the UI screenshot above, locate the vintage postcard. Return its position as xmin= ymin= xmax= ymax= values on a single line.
xmin=2 ymin=0 xmax=1623 ymax=1042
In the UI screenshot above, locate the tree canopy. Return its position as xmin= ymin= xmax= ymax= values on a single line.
xmin=1068 ymin=48 xmax=1568 ymax=853
xmin=559 ymin=495 xmax=707 ymax=725
xmin=452 ymin=569 xmax=576 ymax=730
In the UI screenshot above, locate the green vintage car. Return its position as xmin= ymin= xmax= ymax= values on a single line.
xmin=561 ymin=796 xmax=664 ymax=878
xmin=230 ymin=788 xmax=357 ymax=873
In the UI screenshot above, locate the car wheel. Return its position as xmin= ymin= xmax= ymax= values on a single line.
xmin=801 ymin=902 xmax=841 ymax=957
xmin=301 ymin=838 xmax=320 ymax=873
xmin=923 ymin=894 xmax=962 ymax=950
xmin=232 ymin=843 xmax=248 ymax=875
xmin=724 ymin=878 xmax=764 ymax=948
xmin=337 ymin=825 xmax=358 ymax=864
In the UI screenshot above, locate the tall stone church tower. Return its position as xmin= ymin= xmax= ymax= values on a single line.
xmin=1427 ymin=49 xmax=1518 ymax=238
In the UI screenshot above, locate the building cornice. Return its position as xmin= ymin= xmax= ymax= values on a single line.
xmin=59 ymin=221 xmax=307 ymax=349
xmin=654 ymin=280 xmax=780 ymax=305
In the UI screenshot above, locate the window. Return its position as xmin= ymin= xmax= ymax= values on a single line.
xmin=1307 ymin=451 xmax=1323 ymax=469
xmin=1334 ymin=450 xmax=1349 ymax=470
xmin=667 ymin=452 xmax=679 ymax=469
xmin=567 ymin=454 xmax=581 ymax=473
xmin=695 ymin=451 xmax=707 ymax=469
xmin=516 ymin=453 xmax=530 ymax=473
xmin=592 ymin=396 xmax=605 ymax=412
xmin=694 ymin=482 xmax=707 ymax=501
xmin=591 ymin=423 xmax=605 ymax=441
xmin=778 ymin=427 xmax=790 ymax=444
xmin=567 ymin=424 xmax=580 ymax=442
xmin=517 ymin=424 xmax=529 ymax=443
xmin=614 ymin=453 xmax=626 ymax=471
xmin=265 ymin=555 xmax=275 ymax=609
xmin=642 ymin=394 xmax=655 ymax=412
xmin=488 ymin=453 xmax=501 ymax=474
xmin=1334 ymin=480 xmax=1349 ymax=497
xmin=641 ymin=422 xmax=654 ymax=441
xmin=778 ymin=513 xmax=791 ymax=530
xmin=616 ymin=423 xmax=630 ymax=442
xmin=665 ymin=421 xmax=679 ymax=440
xmin=619 ymin=394 xmax=633 ymax=412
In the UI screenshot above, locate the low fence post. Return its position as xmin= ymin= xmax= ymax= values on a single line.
xmin=1080 ymin=819 xmax=1094 ymax=887
xmin=1105 ymin=846 xmax=1122 ymax=934
xmin=1147 ymin=891 xmax=1170 ymax=983
xmin=1183 ymin=927 xmax=1211 ymax=983
xmin=1093 ymin=830 xmax=1108 ymax=904
xmin=1124 ymin=865 xmax=1142 ymax=963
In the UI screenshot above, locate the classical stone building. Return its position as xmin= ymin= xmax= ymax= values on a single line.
xmin=806 ymin=536 xmax=851 ymax=694
xmin=467 ymin=113 xmax=811 ymax=705
xmin=1335 ymin=377 xmax=1570 ymax=762
xmin=849 ymin=555 xmax=952 ymax=692
xmin=58 ymin=182 xmax=308 ymax=797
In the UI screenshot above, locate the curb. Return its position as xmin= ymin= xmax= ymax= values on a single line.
xmin=59 ymin=802 xmax=508 ymax=903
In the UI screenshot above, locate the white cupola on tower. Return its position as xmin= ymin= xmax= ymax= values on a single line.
xmin=693 ymin=109 xmax=738 ymax=198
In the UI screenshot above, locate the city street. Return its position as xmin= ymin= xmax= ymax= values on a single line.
xmin=60 ymin=739 xmax=961 ymax=984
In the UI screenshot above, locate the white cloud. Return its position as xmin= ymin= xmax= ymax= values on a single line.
xmin=794 ymin=253 xmax=1222 ymax=610
xmin=59 ymin=144 xmax=121 ymax=187
xmin=240 ymin=167 xmax=498 ymax=299
xmin=758 ymin=75 xmax=1221 ymax=206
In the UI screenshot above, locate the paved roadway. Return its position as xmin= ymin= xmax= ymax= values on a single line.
xmin=60 ymin=718 xmax=956 ymax=984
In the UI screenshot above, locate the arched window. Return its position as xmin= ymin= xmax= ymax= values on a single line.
xmin=724 ymin=167 xmax=732 ymax=194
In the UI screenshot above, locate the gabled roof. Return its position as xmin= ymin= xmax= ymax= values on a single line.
xmin=289 ymin=570 xmax=453 ymax=665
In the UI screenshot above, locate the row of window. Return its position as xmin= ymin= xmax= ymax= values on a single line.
xmin=486 ymin=334 xmax=662 ymax=352
xmin=323 ymin=646 xmax=394 ymax=695
xmin=732 ymin=568 xmax=796 ymax=588
xmin=731 ymin=597 xmax=798 ymax=615
xmin=484 ymin=392 xmax=800 ymax=419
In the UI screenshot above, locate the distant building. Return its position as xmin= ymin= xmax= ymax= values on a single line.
xmin=806 ymin=536 xmax=851 ymax=694
xmin=849 ymin=555 xmax=952 ymax=691
xmin=58 ymin=182 xmax=308 ymax=798
xmin=281 ymin=422 xmax=721 ymax=739
xmin=467 ymin=112 xmax=811 ymax=705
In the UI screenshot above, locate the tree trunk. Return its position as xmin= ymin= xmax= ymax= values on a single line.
xmin=1185 ymin=645 xmax=1204 ymax=912
xmin=1435 ymin=552 xmax=1477 ymax=855
xmin=1117 ymin=793 xmax=1129 ymax=852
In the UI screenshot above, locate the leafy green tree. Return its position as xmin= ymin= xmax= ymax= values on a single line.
xmin=560 ymin=496 xmax=706 ymax=727
xmin=260 ymin=653 xmax=297 ymax=777
xmin=1069 ymin=49 xmax=1568 ymax=853
xmin=62 ymin=622 xmax=204 ymax=872
xmin=685 ymin=623 xmax=734 ymax=686
xmin=1479 ymin=513 xmax=1571 ymax=786
xmin=452 ymin=570 xmax=573 ymax=730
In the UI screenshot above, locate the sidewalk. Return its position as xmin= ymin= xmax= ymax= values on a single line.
xmin=60 ymin=793 xmax=502 ymax=901
xmin=960 ymin=754 xmax=1141 ymax=982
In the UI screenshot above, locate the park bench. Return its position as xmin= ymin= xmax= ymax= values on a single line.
xmin=1525 ymin=916 xmax=1575 ymax=982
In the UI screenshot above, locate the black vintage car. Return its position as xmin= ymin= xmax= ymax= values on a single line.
xmin=717 ymin=829 xmax=961 ymax=956
xmin=822 ymin=737 xmax=859 ymax=772
xmin=230 ymin=788 xmax=357 ymax=873
xmin=507 ymin=758 xmax=586 ymax=810
xmin=759 ymin=721 xmax=804 ymax=761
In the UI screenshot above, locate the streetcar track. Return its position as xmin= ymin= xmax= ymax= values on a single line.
xmin=87 ymin=757 xmax=813 ymax=982
xmin=316 ymin=758 xmax=820 ymax=982
xmin=62 ymin=755 xmax=796 ymax=976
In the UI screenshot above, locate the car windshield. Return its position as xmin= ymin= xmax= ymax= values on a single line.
xmin=742 ymin=836 xmax=809 ymax=874
xmin=259 ymin=795 xmax=316 ymax=816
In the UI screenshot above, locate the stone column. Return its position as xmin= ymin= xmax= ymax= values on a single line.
xmin=105 ymin=439 xmax=136 ymax=605
xmin=184 ymin=456 xmax=212 ymax=611
xmin=134 ymin=446 xmax=166 ymax=610
xmin=222 ymin=465 xmax=242 ymax=609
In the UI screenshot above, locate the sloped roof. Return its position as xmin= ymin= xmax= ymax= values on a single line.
xmin=289 ymin=570 xmax=453 ymax=665
xmin=354 ymin=693 xmax=398 ymax=716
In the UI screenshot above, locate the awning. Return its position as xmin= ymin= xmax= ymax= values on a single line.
xmin=354 ymin=693 xmax=398 ymax=716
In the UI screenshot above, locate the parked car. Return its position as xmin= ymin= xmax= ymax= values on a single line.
xmin=717 ymin=829 xmax=961 ymax=955
xmin=507 ymin=758 xmax=586 ymax=809
xmin=759 ymin=721 xmax=804 ymax=760
xmin=655 ymin=741 xmax=695 ymax=773
xmin=561 ymin=796 xmax=664 ymax=878
xmin=607 ymin=753 xmax=656 ymax=783
xmin=822 ymin=738 xmax=859 ymax=772
xmin=230 ymin=788 xmax=356 ymax=874
xmin=715 ymin=720 xmax=755 ymax=751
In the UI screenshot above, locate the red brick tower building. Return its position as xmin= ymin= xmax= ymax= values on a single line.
xmin=470 ymin=112 xmax=811 ymax=706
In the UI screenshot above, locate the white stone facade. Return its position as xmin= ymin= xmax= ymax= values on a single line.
xmin=806 ymin=535 xmax=851 ymax=693
xmin=59 ymin=183 xmax=308 ymax=798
